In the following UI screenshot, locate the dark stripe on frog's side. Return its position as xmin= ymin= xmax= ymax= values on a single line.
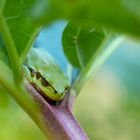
xmin=36 ymin=71 xmax=42 ymax=79
xmin=41 ymin=77 xmax=50 ymax=87
xmin=30 ymin=82 xmax=62 ymax=105
xmin=28 ymin=66 xmax=57 ymax=94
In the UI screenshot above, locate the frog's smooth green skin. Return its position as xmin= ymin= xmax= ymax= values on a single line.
xmin=23 ymin=48 xmax=70 ymax=102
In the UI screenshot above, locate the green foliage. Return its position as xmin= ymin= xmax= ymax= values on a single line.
xmin=3 ymin=0 xmax=40 ymax=56
xmin=0 ymin=0 xmax=41 ymax=81
xmin=35 ymin=0 xmax=140 ymax=38
xmin=74 ymin=39 xmax=140 ymax=140
xmin=0 ymin=0 xmax=140 ymax=139
xmin=0 ymin=1 xmax=44 ymax=136
xmin=0 ymin=36 xmax=9 ymax=66
xmin=0 ymin=94 xmax=46 ymax=140
xmin=62 ymin=22 xmax=106 ymax=69
xmin=0 ymin=86 xmax=9 ymax=107
xmin=0 ymin=0 xmax=5 ymax=11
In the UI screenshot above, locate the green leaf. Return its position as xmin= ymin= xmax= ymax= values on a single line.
xmin=0 ymin=35 xmax=10 ymax=66
xmin=71 ymin=36 xmax=123 ymax=96
xmin=123 ymin=0 xmax=140 ymax=18
xmin=62 ymin=22 xmax=106 ymax=69
xmin=35 ymin=0 xmax=140 ymax=38
xmin=3 ymin=0 xmax=40 ymax=58
xmin=0 ymin=0 xmax=5 ymax=11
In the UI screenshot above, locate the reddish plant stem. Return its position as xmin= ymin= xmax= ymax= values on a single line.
xmin=26 ymin=83 xmax=89 ymax=140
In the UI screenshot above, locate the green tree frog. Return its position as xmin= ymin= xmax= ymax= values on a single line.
xmin=23 ymin=48 xmax=70 ymax=103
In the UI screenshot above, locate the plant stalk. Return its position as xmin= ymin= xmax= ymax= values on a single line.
xmin=26 ymin=83 xmax=89 ymax=140
xmin=0 ymin=12 xmax=22 ymax=82
xmin=0 ymin=61 xmax=46 ymax=136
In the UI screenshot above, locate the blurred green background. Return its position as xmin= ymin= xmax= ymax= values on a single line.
xmin=74 ymin=39 xmax=140 ymax=140
xmin=0 ymin=23 xmax=140 ymax=140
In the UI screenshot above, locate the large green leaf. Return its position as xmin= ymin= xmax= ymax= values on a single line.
xmin=62 ymin=22 xmax=106 ymax=69
xmin=0 ymin=0 xmax=5 ymax=11
xmin=3 ymin=0 xmax=40 ymax=57
xmin=34 ymin=0 xmax=140 ymax=38
xmin=123 ymin=0 xmax=140 ymax=18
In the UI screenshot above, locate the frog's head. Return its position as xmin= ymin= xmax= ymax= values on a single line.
xmin=24 ymin=66 xmax=70 ymax=102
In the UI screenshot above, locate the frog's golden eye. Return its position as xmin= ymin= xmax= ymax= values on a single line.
xmin=65 ymin=87 xmax=69 ymax=91
xmin=54 ymin=89 xmax=57 ymax=94
xmin=29 ymin=68 xmax=36 ymax=77
xmin=36 ymin=72 xmax=41 ymax=79
xmin=41 ymin=77 xmax=49 ymax=87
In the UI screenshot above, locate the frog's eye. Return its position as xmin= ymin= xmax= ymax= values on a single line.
xmin=41 ymin=77 xmax=49 ymax=87
xmin=36 ymin=72 xmax=41 ymax=79
xmin=65 ymin=87 xmax=69 ymax=91
xmin=54 ymin=89 xmax=57 ymax=94
xmin=29 ymin=68 xmax=36 ymax=77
